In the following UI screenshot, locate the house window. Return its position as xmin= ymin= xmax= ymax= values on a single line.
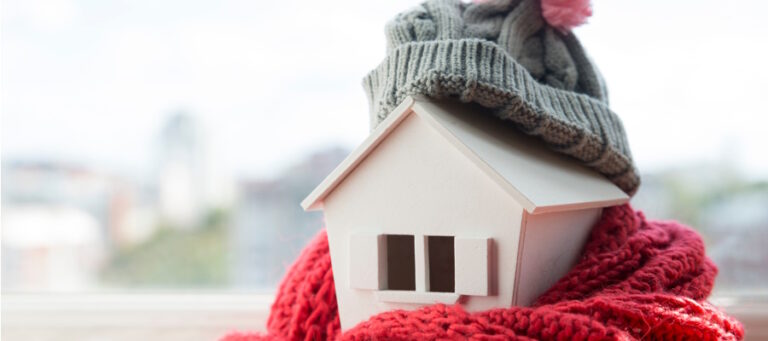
xmin=427 ymin=236 xmax=455 ymax=293
xmin=383 ymin=234 xmax=456 ymax=293
xmin=385 ymin=235 xmax=415 ymax=290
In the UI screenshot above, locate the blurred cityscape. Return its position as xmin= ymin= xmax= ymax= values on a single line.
xmin=1 ymin=112 xmax=346 ymax=291
xmin=2 ymin=113 xmax=767 ymax=294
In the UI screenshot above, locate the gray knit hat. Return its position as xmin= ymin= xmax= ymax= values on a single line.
xmin=363 ymin=0 xmax=640 ymax=195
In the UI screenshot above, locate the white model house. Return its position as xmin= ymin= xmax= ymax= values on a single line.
xmin=301 ymin=96 xmax=629 ymax=330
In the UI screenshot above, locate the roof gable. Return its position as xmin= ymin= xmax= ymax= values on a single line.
xmin=302 ymin=96 xmax=628 ymax=213
xmin=301 ymin=97 xmax=417 ymax=211
xmin=412 ymin=99 xmax=628 ymax=214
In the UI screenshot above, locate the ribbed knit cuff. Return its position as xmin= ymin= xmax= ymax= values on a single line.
xmin=363 ymin=38 xmax=640 ymax=195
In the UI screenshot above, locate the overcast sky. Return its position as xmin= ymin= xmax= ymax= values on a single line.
xmin=3 ymin=0 xmax=767 ymax=180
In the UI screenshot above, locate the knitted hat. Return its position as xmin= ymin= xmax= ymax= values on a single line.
xmin=363 ymin=0 xmax=640 ymax=195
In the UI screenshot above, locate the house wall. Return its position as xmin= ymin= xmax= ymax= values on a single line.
xmin=323 ymin=113 xmax=525 ymax=331
xmin=513 ymin=207 xmax=602 ymax=306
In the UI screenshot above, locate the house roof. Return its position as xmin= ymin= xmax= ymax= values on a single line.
xmin=302 ymin=96 xmax=629 ymax=214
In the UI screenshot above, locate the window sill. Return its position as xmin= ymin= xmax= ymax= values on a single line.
xmin=711 ymin=294 xmax=768 ymax=340
xmin=375 ymin=290 xmax=460 ymax=304
xmin=1 ymin=293 xmax=766 ymax=340
xmin=1 ymin=293 xmax=272 ymax=341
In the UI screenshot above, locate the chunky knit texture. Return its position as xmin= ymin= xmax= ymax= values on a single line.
xmin=364 ymin=0 xmax=640 ymax=195
xmin=222 ymin=205 xmax=744 ymax=341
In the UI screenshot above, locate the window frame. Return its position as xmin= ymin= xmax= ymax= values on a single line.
xmin=376 ymin=234 xmax=462 ymax=303
xmin=382 ymin=234 xmax=457 ymax=293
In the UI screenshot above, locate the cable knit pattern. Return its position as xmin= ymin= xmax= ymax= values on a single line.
xmin=222 ymin=205 xmax=743 ymax=341
xmin=363 ymin=0 xmax=640 ymax=195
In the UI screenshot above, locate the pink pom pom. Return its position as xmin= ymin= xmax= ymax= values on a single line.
xmin=541 ymin=0 xmax=592 ymax=32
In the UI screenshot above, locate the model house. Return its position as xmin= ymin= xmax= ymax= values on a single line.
xmin=301 ymin=96 xmax=630 ymax=330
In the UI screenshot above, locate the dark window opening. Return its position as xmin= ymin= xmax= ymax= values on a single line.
xmin=386 ymin=234 xmax=415 ymax=290
xmin=428 ymin=236 xmax=455 ymax=292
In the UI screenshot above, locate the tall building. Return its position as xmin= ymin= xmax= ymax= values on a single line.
xmin=156 ymin=112 xmax=210 ymax=229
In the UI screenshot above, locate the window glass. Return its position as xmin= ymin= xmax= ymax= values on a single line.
xmin=1 ymin=0 xmax=766 ymax=297
xmin=385 ymin=235 xmax=415 ymax=291
xmin=427 ymin=236 xmax=454 ymax=293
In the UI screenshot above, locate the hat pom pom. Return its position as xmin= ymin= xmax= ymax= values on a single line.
xmin=541 ymin=0 xmax=592 ymax=32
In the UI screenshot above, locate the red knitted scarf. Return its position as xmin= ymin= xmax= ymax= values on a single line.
xmin=223 ymin=205 xmax=744 ymax=340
